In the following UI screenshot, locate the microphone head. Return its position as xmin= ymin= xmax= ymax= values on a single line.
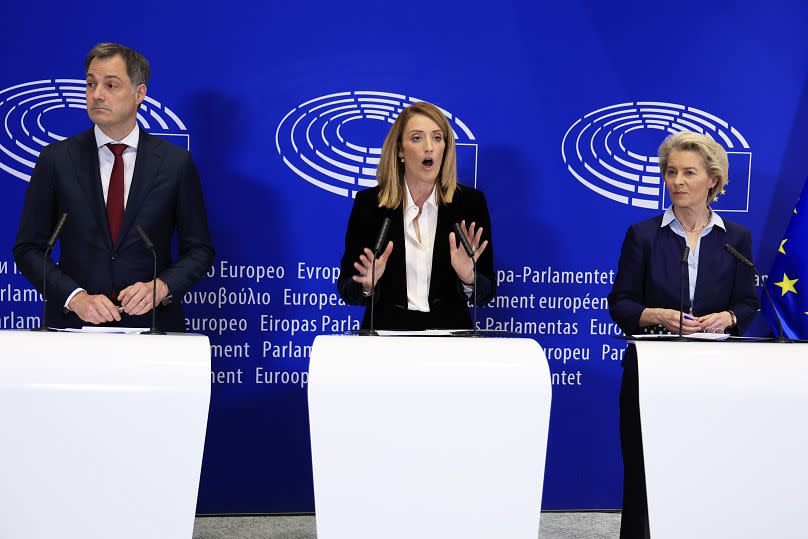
xmin=724 ymin=243 xmax=755 ymax=269
xmin=452 ymin=222 xmax=475 ymax=258
xmin=47 ymin=212 xmax=69 ymax=249
xmin=372 ymin=217 xmax=391 ymax=257
xmin=135 ymin=225 xmax=155 ymax=250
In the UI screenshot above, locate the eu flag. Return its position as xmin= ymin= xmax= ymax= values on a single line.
xmin=765 ymin=178 xmax=808 ymax=338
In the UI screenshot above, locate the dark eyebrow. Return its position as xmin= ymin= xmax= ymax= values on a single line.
xmin=87 ymin=74 xmax=121 ymax=81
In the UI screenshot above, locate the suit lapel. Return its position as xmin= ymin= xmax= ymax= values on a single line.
xmin=429 ymin=200 xmax=452 ymax=304
xmin=693 ymin=226 xmax=724 ymax=312
xmin=119 ymin=130 xmax=163 ymax=245
xmin=386 ymin=206 xmax=408 ymax=307
xmin=69 ymin=128 xmax=112 ymax=249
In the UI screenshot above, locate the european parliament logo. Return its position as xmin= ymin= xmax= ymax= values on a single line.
xmin=562 ymin=102 xmax=752 ymax=212
xmin=0 ymin=79 xmax=189 ymax=182
xmin=275 ymin=91 xmax=478 ymax=199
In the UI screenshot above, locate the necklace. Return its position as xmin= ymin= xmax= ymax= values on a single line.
xmin=684 ymin=208 xmax=712 ymax=233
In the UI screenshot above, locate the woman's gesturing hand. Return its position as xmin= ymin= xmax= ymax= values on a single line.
xmin=352 ymin=241 xmax=394 ymax=294
xmin=449 ymin=220 xmax=488 ymax=284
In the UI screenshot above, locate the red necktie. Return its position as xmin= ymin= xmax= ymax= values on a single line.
xmin=106 ymin=143 xmax=127 ymax=243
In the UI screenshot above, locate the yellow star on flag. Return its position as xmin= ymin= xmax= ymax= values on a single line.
xmin=774 ymin=273 xmax=798 ymax=296
xmin=779 ymin=239 xmax=788 ymax=254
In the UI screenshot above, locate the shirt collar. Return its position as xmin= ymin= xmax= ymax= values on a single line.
xmin=404 ymin=183 xmax=438 ymax=216
xmin=661 ymin=206 xmax=725 ymax=231
xmin=95 ymin=124 xmax=140 ymax=150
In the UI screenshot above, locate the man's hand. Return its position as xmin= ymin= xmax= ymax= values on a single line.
xmin=68 ymin=291 xmax=121 ymax=324
xmin=117 ymin=279 xmax=169 ymax=316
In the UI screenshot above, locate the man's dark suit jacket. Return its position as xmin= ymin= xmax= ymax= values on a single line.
xmin=608 ymin=214 xmax=760 ymax=336
xmin=13 ymin=127 xmax=215 ymax=332
xmin=337 ymin=184 xmax=495 ymax=330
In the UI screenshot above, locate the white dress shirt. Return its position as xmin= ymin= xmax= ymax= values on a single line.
xmin=95 ymin=124 xmax=139 ymax=208
xmin=65 ymin=124 xmax=140 ymax=308
xmin=661 ymin=205 xmax=726 ymax=310
xmin=404 ymin=184 xmax=438 ymax=312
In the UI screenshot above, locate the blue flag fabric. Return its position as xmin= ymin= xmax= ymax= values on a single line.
xmin=765 ymin=178 xmax=808 ymax=338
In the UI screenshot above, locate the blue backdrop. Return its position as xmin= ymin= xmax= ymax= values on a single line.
xmin=2 ymin=1 xmax=807 ymax=513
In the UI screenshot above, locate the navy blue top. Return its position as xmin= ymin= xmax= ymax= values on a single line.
xmin=608 ymin=214 xmax=760 ymax=336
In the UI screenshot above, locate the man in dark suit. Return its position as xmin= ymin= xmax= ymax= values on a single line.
xmin=13 ymin=43 xmax=214 ymax=332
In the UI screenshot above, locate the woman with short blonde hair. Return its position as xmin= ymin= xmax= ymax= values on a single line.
xmin=608 ymin=130 xmax=760 ymax=538
xmin=658 ymin=131 xmax=729 ymax=203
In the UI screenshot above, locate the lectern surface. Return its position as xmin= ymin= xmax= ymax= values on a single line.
xmin=636 ymin=341 xmax=808 ymax=539
xmin=308 ymin=335 xmax=551 ymax=539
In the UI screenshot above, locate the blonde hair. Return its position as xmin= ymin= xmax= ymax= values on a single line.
xmin=376 ymin=101 xmax=457 ymax=208
xmin=658 ymin=131 xmax=729 ymax=203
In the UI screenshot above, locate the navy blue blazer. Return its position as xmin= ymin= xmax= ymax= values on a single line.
xmin=337 ymin=184 xmax=495 ymax=329
xmin=13 ymin=128 xmax=215 ymax=332
xmin=608 ymin=214 xmax=760 ymax=336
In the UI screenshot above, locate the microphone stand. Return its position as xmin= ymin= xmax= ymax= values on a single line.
xmin=136 ymin=226 xmax=166 ymax=335
xmin=32 ymin=247 xmax=56 ymax=332
xmin=355 ymin=217 xmax=391 ymax=336
xmin=676 ymin=245 xmax=690 ymax=341
xmin=33 ymin=213 xmax=68 ymax=332
xmin=722 ymin=244 xmax=798 ymax=343
xmin=368 ymin=251 xmax=379 ymax=336
xmin=452 ymin=223 xmax=482 ymax=338
xmin=354 ymin=248 xmax=383 ymax=336
xmin=760 ymin=281 xmax=791 ymax=343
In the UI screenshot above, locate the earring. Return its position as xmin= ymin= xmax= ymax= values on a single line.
xmin=400 ymin=157 xmax=404 ymax=163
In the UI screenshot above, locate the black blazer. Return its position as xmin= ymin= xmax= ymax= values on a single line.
xmin=608 ymin=214 xmax=760 ymax=336
xmin=337 ymin=184 xmax=495 ymax=329
xmin=13 ymin=128 xmax=215 ymax=332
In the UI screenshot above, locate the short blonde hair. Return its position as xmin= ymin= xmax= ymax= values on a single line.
xmin=658 ymin=131 xmax=729 ymax=203
xmin=376 ymin=101 xmax=457 ymax=209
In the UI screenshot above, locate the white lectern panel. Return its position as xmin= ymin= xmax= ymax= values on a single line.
xmin=0 ymin=331 xmax=211 ymax=539
xmin=637 ymin=341 xmax=808 ymax=539
xmin=309 ymin=335 xmax=551 ymax=539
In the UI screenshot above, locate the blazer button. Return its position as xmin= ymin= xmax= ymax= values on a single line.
xmin=111 ymin=253 xmax=118 ymax=260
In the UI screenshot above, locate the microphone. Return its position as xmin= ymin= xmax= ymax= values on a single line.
xmin=33 ymin=213 xmax=68 ymax=332
xmin=453 ymin=222 xmax=475 ymax=258
xmin=136 ymin=225 xmax=165 ymax=335
xmin=723 ymin=243 xmax=753 ymax=269
xmin=136 ymin=225 xmax=154 ymax=250
xmin=724 ymin=243 xmax=789 ymax=342
xmin=452 ymin=222 xmax=480 ymax=337
xmin=678 ymin=245 xmax=689 ymax=339
xmin=47 ymin=213 xmax=68 ymax=249
xmin=361 ymin=217 xmax=392 ymax=336
xmin=373 ymin=217 xmax=391 ymax=258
